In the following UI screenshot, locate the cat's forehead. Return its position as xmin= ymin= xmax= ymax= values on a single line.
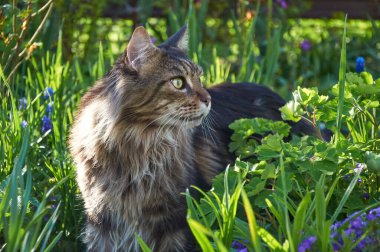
xmin=161 ymin=50 xmax=203 ymax=76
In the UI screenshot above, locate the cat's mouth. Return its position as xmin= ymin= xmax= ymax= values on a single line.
xmin=178 ymin=114 xmax=204 ymax=122
xmin=175 ymin=113 xmax=207 ymax=127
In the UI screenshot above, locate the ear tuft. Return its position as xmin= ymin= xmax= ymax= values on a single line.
xmin=126 ymin=26 xmax=154 ymax=69
xmin=161 ymin=25 xmax=188 ymax=52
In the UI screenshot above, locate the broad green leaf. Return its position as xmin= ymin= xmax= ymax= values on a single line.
xmin=279 ymin=101 xmax=303 ymax=122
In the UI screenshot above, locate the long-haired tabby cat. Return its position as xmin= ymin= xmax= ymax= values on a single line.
xmin=69 ymin=25 xmax=314 ymax=251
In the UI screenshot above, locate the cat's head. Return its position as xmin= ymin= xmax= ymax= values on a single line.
xmin=110 ymin=25 xmax=211 ymax=129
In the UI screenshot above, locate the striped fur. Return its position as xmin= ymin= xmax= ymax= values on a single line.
xmin=69 ymin=26 xmax=315 ymax=251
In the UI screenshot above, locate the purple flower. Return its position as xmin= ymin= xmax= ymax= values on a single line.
xmin=41 ymin=115 xmax=52 ymax=134
xmin=232 ymin=240 xmax=247 ymax=252
xmin=276 ymin=0 xmax=288 ymax=8
xmin=343 ymin=174 xmax=351 ymax=181
xmin=329 ymin=206 xmax=380 ymax=251
xmin=49 ymin=196 xmax=57 ymax=201
xmin=21 ymin=120 xmax=28 ymax=128
xmin=298 ymin=236 xmax=316 ymax=252
xmin=331 ymin=221 xmax=342 ymax=231
xmin=354 ymin=163 xmax=365 ymax=173
xmin=344 ymin=227 xmax=354 ymax=237
xmin=356 ymin=57 xmax=365 ymax=73
xmin=300 ymin=39 xmax=311 ymax=52
xmin=332 ymin=241 xmax=341 ymax=251
xmin=44 ymin=87 xmax=54 ymax=100
xmin=150 ymin=36 xmax=156 ymax=44
xmin=363 ymin=192 xmax=369 ymax=200
xmin=369 ymin=207 xmax=380 ymax=218
xmin=350 ymin=217 xmax=363 ymax=229
xmin=46 ymin=102 xmax=54 ymax=114
xmin=18 ymin=97 xmax=27 ymax=110
xmin=367 ymin=212 xmax=376 ymax=221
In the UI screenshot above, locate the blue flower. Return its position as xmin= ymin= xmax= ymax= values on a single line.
xmin=329 ymin=206 xmax=380 ymax=251
xmin=21 ymin=120 xmax=28 ymax=128
xmin=18 ymin=97 xmax=27 ymax=110
xmin=300 ymin=39 xmax=311 ymax=52
xmin=44 ymin=87 xmax=54 ymax=100
xmin=41 ymin=115 xmax=52 ymax=134
xmin=369 ymin=207 xmax=380 ymax=218
xmin=46 ymin=102 xmax=54 ymax=114
xmin=354 ymin=163 xmax=365 ymax=173
xmin=298 ymin=236 xmax=316 ymax=252
xmin=363 ymin=192 xmax=369 ymax=200
xmin=232 ymin=240 xmax=247 ymax=252
xmin=356 ymin=57 xmax=365 ymax=73
xmin=276 ymin=0 xmax=288 ymax=8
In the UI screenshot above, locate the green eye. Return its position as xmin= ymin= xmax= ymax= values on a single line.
xmin=170 ymin=78 xmax=185 ymax=89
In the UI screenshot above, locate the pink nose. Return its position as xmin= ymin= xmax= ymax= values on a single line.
xmin=197 ymin=91 xmax=211 ymax=107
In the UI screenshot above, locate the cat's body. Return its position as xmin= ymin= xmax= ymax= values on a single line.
xmin=69 ymin=26 xmax=314 ymax=251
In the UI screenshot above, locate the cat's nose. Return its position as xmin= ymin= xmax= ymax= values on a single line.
xmin=197 ymin=90 xmax=211 ymax=107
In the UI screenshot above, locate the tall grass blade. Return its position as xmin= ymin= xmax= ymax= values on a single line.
xmin=335 ymin=15 xmax=347 ymax=145
xmin=292 ymin=192 xmax=311 ymax=248
xmin=241 ymin=189 xmax=263 ymax=252
xmin=187 ymin=218 xmax=216 ymax=252
xmin=331 ymin=171 xmax=361 ymax=223
xmin=135 ymin=233 xmax=153 ymax=252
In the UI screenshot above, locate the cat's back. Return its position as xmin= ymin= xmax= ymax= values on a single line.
xmin=194 ymin=82 xmax=316 ymax=183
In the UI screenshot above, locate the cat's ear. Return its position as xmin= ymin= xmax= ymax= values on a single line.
xmin=126 ymin=26 xmax=157 ymax=70
xmin=161 ymin=25 xmax=188 ymax=52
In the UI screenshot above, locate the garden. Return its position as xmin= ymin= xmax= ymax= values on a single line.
xmin=1 ymin=0 xmax=380 ymax=251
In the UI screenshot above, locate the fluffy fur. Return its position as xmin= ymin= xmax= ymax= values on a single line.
xmin=69 ymin=26 xmax=314 ymax=251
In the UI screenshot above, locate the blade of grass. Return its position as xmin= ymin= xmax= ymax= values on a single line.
xmin=292 ymin=191 xmax=311 ymax=248
xmin=330 ymin=171 xmax=361 ymax=223
xmin=335 ymin=15 xmax=347 ymax=146
xmin=187 ymin=218 xmax=216 ymax=252
xmin=241 ymin=189 xmax=263 ymax=252
xmin=135 ymin=233 xmax=153 ymax=252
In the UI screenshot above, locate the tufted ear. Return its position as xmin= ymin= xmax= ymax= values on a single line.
xmin=126 ymin=26 xmax=157 ymax=70
xmin=161 ymin=25 xmax=188 ymax=52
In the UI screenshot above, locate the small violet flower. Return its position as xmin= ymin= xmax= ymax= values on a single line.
xmin=276 ymin=0 xmax=288 ymax=8
xmin=356 ymin=57 xmax=365 ymax=73
xmin=18 ymin=97 xmax=27 ymax=110
xmin=41 ymin=115 xmax=52 ymax=134
xmin=329 ymin=206 xmax=380 ymax=251
xmin=300 ymin=39 xmax=311 ymax=52
xmin=44 ymin=87 xmax=54 ymax=100
xmin=354 ymin=163 xmax=365 ymax=173
xmin=298 ymin=236 xmax=317 ymax=252
xmin=232 ymin=240 xmax=247 ymax=252
xmin=21 ymin=120 xmax=28 ymax=128
xmin=363 ymin=192 xmax=369 ymax=200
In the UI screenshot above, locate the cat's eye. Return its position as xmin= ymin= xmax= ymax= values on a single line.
xmin=170 ymin=78 xmax=185 ymax=89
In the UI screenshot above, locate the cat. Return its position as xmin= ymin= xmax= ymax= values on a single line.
xmin=69 ymin=25 xmax=315 ymax=251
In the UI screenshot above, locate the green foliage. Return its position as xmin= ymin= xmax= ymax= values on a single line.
xmin=0 ymin=0 xmax=54 ymax=85
xmin=0 ymin=127 xmax=63 ymax=252
xmin=186 ymin=17 xmax=380 ymax=251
